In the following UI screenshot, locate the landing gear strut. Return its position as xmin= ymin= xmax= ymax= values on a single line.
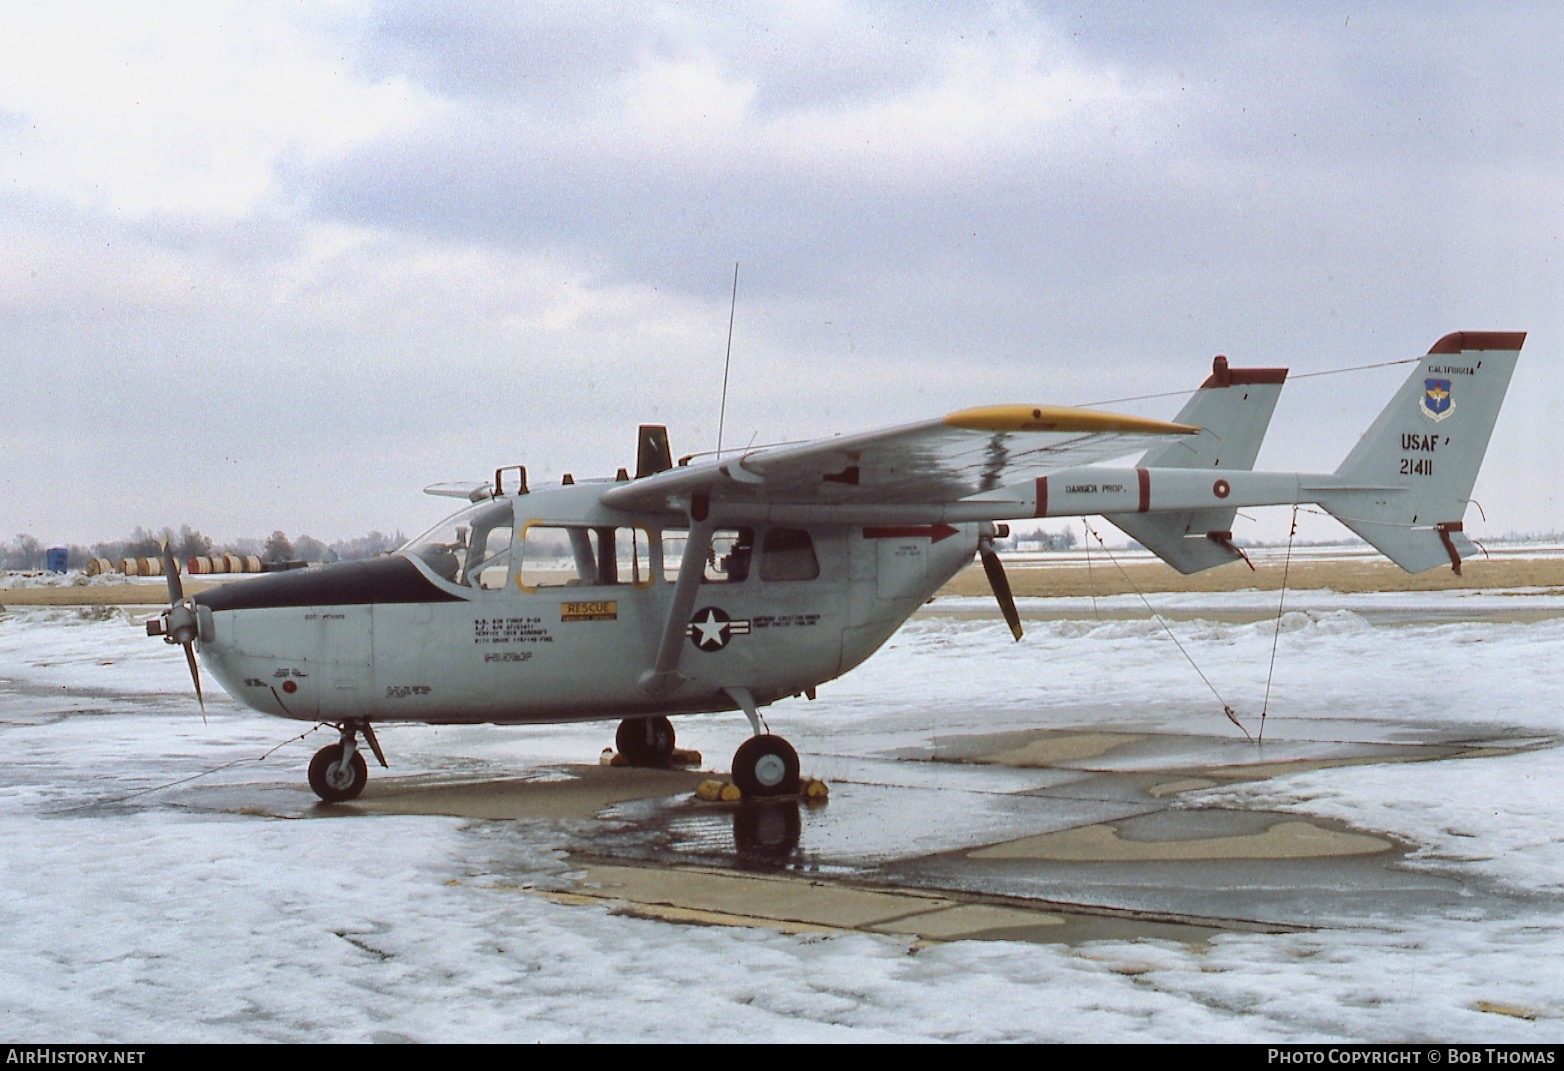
xmin=615 ymin=716 xmax=676 ymax=767
xmin=723 ymin=686 xmax=801 ymax=798
xmin=308 ymin=720 xmax=386 ymax=803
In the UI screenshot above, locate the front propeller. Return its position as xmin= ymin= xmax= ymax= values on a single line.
xmin=978 ymin=523 xmax=1023 ymax=642
xmin=146 ymin=540 xmax=205 ymax=721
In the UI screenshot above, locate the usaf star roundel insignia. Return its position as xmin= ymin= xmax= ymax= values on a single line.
xmin=687 ymin=606 xmax=752 ymax=652
xmin=1420 ymin=378 xmax=1454 ymax=422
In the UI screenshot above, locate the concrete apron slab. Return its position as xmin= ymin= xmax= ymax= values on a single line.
xmin=339 ymin=766 xmax=711 ymax=821
xmin=866 ymin=727 xmax=1550 ymax=934
xmin=969 ymin=819 xmax=1391 ymax=863
xmin=536 ymin=862 xmax=1258 ymax=947
xmin=185 ymin=765 xmax=713 ymax=822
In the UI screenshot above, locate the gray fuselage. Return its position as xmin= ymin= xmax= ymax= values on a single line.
xmin=194 ymin=483 xmax=979 ymax=727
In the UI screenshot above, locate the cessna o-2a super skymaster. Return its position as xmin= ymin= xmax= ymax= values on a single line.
xmin=149 ymin=331 xmax=1524 ymax=803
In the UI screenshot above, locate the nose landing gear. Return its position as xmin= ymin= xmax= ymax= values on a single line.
xmin=308 ymin=720 xmax=387 ymax=803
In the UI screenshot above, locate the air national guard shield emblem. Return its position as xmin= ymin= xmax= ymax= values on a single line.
xmin=1420 ymin=378 xmax=1454 ymax=422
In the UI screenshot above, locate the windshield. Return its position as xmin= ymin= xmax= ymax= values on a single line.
xmin=400 ymin=500 xmax=516 ymax=589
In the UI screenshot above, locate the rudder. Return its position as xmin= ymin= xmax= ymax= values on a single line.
xmin=1107 ymin=355 xmax=1288 ymax=573
xmin=1316 ymin=331 xmax=1525 ymax=573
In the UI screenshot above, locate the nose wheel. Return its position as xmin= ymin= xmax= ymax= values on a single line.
xmin=308 ymin=721 xmax=386 ymax=802
xmin=308 ymin=743 xmax=367 ymax=802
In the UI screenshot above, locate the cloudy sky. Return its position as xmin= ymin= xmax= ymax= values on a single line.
xmin=2 ymin=1 xmax=1558 ymax=547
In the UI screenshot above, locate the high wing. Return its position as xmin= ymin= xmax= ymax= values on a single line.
xmin=600 ymin=404 xmax=1199 ymax=515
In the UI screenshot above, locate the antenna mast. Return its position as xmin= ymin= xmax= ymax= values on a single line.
xmin=716 ymin=261 xmax=739 ymax=459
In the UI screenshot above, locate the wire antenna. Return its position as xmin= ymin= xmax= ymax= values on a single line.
xmin=716 ymin=262 xmax=739 ymax=459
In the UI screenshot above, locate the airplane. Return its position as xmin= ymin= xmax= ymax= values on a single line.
xmin=147 ymin=331 xmax=1525 ymax=803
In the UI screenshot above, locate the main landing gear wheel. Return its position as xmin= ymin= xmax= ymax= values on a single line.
xmin=309 ymin=743 xmax=368 ymax=803
xmin=616 ymin=716 xmax=676 ymax=767
xmin=731 ymin=734 xmax=800 ymax=798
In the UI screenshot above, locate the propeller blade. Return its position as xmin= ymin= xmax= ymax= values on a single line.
xmin=980 ymin=548 xmax=1023 ymax=642
xmin=182 ymin=641 xmax=207 ymax=724
xmin=160 ymin=537 xmax=204 ymax=721
xmin=161 ymin=539 xmax=184 ymax=605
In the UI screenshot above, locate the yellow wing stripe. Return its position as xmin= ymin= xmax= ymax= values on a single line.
xmin=943 ymin=405 xmax=1199 ymax=436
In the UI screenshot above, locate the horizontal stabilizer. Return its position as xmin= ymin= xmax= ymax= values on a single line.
xmin=1108 ymin=517 xmax=1254 ymax=574
xmin=424 ymin=481 xmax=493 ymax=501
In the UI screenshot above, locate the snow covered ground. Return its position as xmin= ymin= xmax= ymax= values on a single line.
xmin=1 ymin=594 xmax=1563 ymax=1042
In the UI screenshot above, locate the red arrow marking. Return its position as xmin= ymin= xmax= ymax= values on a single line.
xmin=862 ymin=524 xmax=960 ymax=544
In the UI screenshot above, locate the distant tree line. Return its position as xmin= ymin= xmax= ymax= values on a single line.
xmin=0 ymin=527 xmax=406 ymax=571
xmin=8 ymin=525 xmax=1559 ymax=573
xmin=995 ymin=528 xmax=1078 ymax=551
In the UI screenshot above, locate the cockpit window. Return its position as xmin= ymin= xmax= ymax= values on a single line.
xmin=401 ymin=500 xmax=516 ymax=590
xmin=516 ymin=525 xmax=653 ymax=590
xmin=662 ymin=528 xmax=753 ymax=584
xmin=465 ymin=522 xmax=514 ymax=590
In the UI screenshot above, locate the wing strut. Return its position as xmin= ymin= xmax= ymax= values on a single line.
xmin=639 ymin=510 xmax=716 ymax=697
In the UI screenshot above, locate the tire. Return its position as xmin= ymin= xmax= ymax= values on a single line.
xmin=308 ymin=743 xmax=368 ymax=803
xmin=615 ymin=716 xmax=676 ymax=767
xmin=731 ymin=735 xmax=800 ymax=797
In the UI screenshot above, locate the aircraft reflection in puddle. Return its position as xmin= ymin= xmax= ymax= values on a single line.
xmin=731 ymin=800 xmax=803 ymax=867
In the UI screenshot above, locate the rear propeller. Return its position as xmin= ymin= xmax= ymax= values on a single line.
xmin=146 ymin=540 xmax=206 ymax=722
xmin=979 ymin=523 xmax=1023 ymax=641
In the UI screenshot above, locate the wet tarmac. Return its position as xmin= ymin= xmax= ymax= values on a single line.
xmin=180 ymin=719 xmax=1556 ymax=948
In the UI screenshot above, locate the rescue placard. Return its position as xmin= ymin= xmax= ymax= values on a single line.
xmin=562 ymin=601 xmax=618 ymax=622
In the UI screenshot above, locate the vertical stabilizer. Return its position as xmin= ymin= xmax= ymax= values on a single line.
xmin=1107 ymin=356 xmax=1288 ymax=573
xmin=636 ymin=425 xmax=674 ymax=479
xmin=1316 ymin=331 xmax=1525 ymax=572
